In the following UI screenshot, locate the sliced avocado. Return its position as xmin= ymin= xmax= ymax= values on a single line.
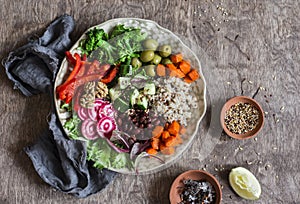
xmin=137 ymin=95 xmax=148 ymax=110
xmin=118 ymin=77 xmax=131 ymax=89
xmin=113 ymin=97 xmax=129 ymax=113
xmin=109 ymin=88 xmax=121 ymax=101
xmin=144 ymin=83 xmax=156 ymax=95
xmin=130 ymin=89 xmax=139 ymax=106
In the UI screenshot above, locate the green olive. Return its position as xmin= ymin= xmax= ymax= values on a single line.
xmin=143 ymin=39 xmax=159 ymax=50
xmin=131 ymin=57 xmax=142 ymax=69
xmin=144 ymin=65 xmax=156 ymax=77
xmin=140 ymin=50 xmax=155 ymax=62
xmin=159 ymin=45 xmax=172 ymax=57
xmin=161 ymin=58 xmax=172 ymax=65
xmin=150 ymin=54 xmax=162 ymax=65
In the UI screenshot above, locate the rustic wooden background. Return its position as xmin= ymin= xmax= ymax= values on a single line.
xmin=0 ymin=0 xmax=299 ymax=203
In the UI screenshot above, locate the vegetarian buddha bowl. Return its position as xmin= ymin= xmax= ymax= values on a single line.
xmin=54 ymin=18 xmax=207 ymax=174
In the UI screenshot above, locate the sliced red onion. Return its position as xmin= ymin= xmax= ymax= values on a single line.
xmin=77 ymin=106 xmax=89 ymax=121
xmin=81 ymin=119 xmax=98 ymax=140
xmin=105 ymin=138 xmax=130 ymax=153
xmin=97 ymin=116 xmax=116 ymax=134
xmin=130 ymin=143 xmax=141 ymax=160
xmin=110 ymin=131 xmax=130 ymax=149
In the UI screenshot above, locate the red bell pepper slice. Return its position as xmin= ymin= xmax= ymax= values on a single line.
xmin=57 ymin=53 xmax=81 ymax=93
xmin=72 ymin=86 xmax=83 ymax=112
xmin=65 ymin=51 xmax=76 ymax=66
xmin=60 ymin=74 xmax=105 ymax=103
xmin=101 ymin=67 xmax=118 ymax=84
xmin=82 ymin=53 xmax=87 ymax=61
xmin=86 ymin=60 xmax=101 ymax=75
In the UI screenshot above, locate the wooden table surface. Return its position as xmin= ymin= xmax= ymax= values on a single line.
xmin=1 ymin=0 xmax=299 ymax=203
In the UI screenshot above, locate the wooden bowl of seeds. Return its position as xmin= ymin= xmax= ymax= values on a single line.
xmin=220 ymin=96 xmax=264 ymax=140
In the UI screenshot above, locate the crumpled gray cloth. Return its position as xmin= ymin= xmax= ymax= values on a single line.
xmin=2 ymin=14 xmax=116 ymax=198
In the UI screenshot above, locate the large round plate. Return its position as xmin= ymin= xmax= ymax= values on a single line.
xmin=54 ymin=18 xmax=207 ymax=174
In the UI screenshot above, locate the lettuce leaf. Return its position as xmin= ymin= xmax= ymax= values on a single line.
xmin=86 ymin=138 xmax=132 ymax=170
xmin=63 ymin=114 xmax=81 ymax=140
xmin=79 ymin=25 xmax=146 ymax=65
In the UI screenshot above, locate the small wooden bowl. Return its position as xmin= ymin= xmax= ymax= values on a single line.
xmin=169 ymin=170 xmax=222 ymax=204
xmin=220 ymin=96 xmax=264 ymax=140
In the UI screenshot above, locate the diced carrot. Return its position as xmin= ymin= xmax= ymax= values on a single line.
xmin=146 ymin=147 xmax=158 ymax=155
xmin=166 ymin=63 xmax=177 ymax=71
xmin=161 ymin=146 xmax=175 ymax=155
xmin=174 ymin=135 xmax=183 ymax=146
xmin=164 ymin=122 xmax=170 ymax=130
xmin=159 ymin=143 xmax=167 ymax=151
xmin=170 ymin=53 xmax=183 ymax=64
xmin=187 ymin=69 xmax=200 ymax=81
xmin=152 ymin=126 xmax=164 ymax=138
xmin=180 ymin=126 xmax=187 ymax=134
xmin=156 ymin=64 xmax=166 ymax=77
xmin=169 ymin=70 xmax=177 ymax=77
xmin=165 ymin=136 xmax=177 ymax=147
xmin=162 ymin=131 xmax=170 ymax=141
xmin=179 ymin=60 xmax=191 ymax=74
xmin=174 ymin=69 xmax=185 ymax=78
xmin=168 ymin=121 xmax=180 ymax=135
xmin=151 ymin=138 xmax=160 ymax=150
xmin=183 ymin=76 xmax=193 ymax=83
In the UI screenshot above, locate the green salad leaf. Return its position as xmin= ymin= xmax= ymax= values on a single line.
xmin=86 ymin=138 xmax=132 ymax=170
xmin=80 ymin=28 xmax=109 ymax=55
xmin=110 ymin=29 xmax=146 ymax=63
xmin=61 ymin=101 xmax=72 ymax=112
xmin=89 ymin=40 xmax=118 ymax=65
xmin=63 ymin=114 xmax=81 ymax=140
xmin=79 ymin=24 xmax=147 ymax=65
xmin=110 ymin=24 xmax=134 ymax=39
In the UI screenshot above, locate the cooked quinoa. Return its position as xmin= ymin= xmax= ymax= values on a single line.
xmin=149 ymin=77 xmax=198 ymax=126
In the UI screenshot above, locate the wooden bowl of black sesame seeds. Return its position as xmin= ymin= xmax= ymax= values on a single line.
xmin=220 ymin=96 xmax=264 ymax=140
xmin=169 ymin=170 xmax=222 ymax=204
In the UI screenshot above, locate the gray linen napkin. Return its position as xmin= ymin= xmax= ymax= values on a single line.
xmin=2 ymin=14 xmax=116 ymax=198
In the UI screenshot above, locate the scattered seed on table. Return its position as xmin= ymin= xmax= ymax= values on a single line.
xmin=265 ymin=164 xmax=271 ymax=170
xmin=246 ymin=160 xmax=253 ymax=165
xmin=260 ymin=86 xmax=265 ymax=90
